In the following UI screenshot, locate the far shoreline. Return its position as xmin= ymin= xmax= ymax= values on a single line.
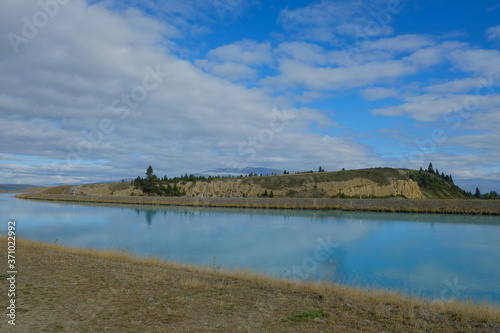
xmin=15 ymin=193 xmax=500 ymax=215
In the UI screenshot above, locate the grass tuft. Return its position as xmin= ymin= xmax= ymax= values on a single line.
xmin=290 ymin=310 xmax=329 ymax=322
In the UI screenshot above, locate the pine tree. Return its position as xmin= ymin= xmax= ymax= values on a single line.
xmin=145 ymin=165 xmax=154 ymax=183
xmin=166 ymin=184 xmax=173 ymax=196
xmin=427 ymin=163 xmax=434 ymax=173
xmin=475 ymin=187 xmax=481 ymax=198
xmin=269 ymin=190 xmax=274 ymax=198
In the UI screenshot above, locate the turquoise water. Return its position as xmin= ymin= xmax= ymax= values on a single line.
xmin=2 ymin=193 xmax=499 ymax=304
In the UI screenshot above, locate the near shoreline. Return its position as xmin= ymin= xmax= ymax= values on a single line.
xmin=16 ymin=193 xmax=500 ymax=215
xmin=1 ymin=238 xmax=499 ymax=332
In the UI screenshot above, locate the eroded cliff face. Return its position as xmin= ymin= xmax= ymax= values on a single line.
xmin=181 ymin=177 xmax=423 ymax=199
xmin=67 ymin=173 xmax=423 ymax=199
xmin=316 ymin=178 xmax=422 ymax=199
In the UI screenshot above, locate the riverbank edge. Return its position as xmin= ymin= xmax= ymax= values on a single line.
xmin=15 ymin=193 xmax=500 ymax=215
xmin=7 ymin=238 xmax=500 ymax=330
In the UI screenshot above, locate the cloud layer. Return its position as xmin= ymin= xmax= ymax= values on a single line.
xmin=1 ymin=0 xmax=499 ymax=191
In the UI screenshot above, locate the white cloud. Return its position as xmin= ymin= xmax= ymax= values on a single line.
xmin=486 ymin=25 xmax=500 ymax=42
xmin=372 ymin=93 xmax=500 ymax=122
xmin=0 ymin=153 xmax=23 ymax=161
xmin=207 ymin=39 xmax=272 ymax=66
xmin=264 ymin=59 xmax=417 ymax=91
xmin=449 ymin=48 xmax=500 ymax=76
xmin=278 ymin=0 xmax=394 ymax=43
xmin=275 ymin=42 xmax=330 ymax=65
xmin=363 ymin=34 xmax=434 ymax=53
xmin=424 ymin=77 xmax=495 ymax=93
xmin=403 ymin=47 xmax=443 ymax=67
xmin=195 ymin=59 xmax=257 ymax=81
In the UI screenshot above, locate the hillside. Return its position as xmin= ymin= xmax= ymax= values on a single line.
xmin=37 ymin=168 xmax=473 ymax=200
xmin=407 ymin=169 xmax=471 ymax=199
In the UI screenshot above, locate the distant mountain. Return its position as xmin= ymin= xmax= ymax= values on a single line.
xmin=197 ymin=167 xmax=286 ymax=177
xmin=88 ymin=178 xmax=135 ymax=184
xmin=0 ymin=184 xmax=43 ymax=192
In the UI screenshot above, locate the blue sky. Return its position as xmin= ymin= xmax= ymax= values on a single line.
xmin=0 ymin=0 xmax=499 ymax=192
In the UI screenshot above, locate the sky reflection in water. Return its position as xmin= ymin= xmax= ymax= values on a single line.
xmin=2 ymin=193 xmax=499 ymax=304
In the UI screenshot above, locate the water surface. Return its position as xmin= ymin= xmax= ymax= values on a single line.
xmin=2 ymin=193 xmax=499 ymax=304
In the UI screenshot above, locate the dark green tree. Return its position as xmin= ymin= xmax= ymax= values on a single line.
xmin=166 ymin=184 xmax=173 ymax=196
xmin=146 ymin=165 xmax=154 ymax=183
xmin=133 ymin=176 xmax=142 ymax=189
xmin=269 ymin=190 xmax=274 ymax=198
xmin=475 ymin=187 xmax=481 ymax=198
xmin=427 ymin=163 xmax=434 ymax=173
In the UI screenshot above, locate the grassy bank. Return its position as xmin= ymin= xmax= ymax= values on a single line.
xmin=16 ymin=193 xmax=500 ymax=215
xmin=1 ymin=238 xmax=499 ymax=332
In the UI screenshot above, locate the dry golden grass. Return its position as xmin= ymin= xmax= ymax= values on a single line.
xmin=39 ymin=185 xmax=70 ymax=195
xmin=1 ymin=238 xmax=499 ymax=332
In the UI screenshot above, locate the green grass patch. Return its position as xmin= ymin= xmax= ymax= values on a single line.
xmin=249 ymin=168 xmax=407 ymax=191
xmin=0 ymin=274 xmax=9 ymax=280
xmin=290 ymin=310 xmax=329 ymax=322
